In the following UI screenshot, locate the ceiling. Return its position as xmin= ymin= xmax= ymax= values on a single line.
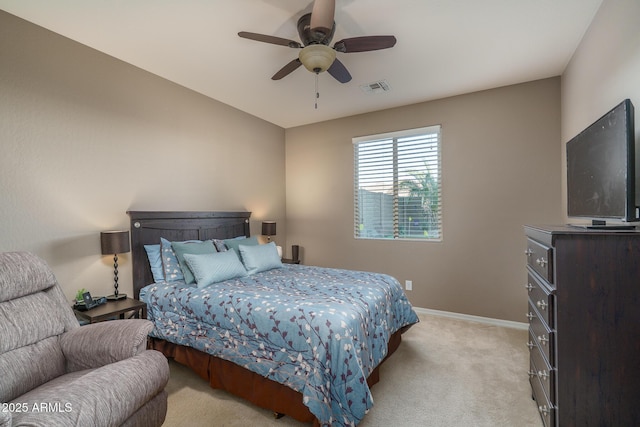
xmin=0 ymin=0 xmax=603 ymax=129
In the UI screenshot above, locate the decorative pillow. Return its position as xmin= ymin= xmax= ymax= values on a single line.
xmin=160 ymin=237 xmax=186 ymax=282
xmin=212 ymin=239 xmax=229 ymax=252
xmin=184 ymin=249 xmax=247 ymax=288
xmin=171 ymin=240 xmax=217 ymax=285
xmin=144 ymin=244 xmax=164 ymax=282
xmin=223 ymin=236 xmax=258 ymax=253
xmin=239 ymin=242 xmax=283 ymax=275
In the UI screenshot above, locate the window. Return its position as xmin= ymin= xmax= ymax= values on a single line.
xmin=354 ymin=125 xmax=442 ymax=241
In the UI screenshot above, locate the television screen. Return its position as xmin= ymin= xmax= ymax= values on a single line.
xmin=566 ymin=99 xmax=637 ymax=224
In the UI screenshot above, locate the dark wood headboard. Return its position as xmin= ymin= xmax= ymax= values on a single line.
xmin=127 ymin=211 xmax=251 ymax=299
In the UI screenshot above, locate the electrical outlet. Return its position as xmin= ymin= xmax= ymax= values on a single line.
xmin=405 ymin=280 xmax=412 ymax=291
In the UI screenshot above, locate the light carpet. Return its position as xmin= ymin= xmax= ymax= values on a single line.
xmin=162 ymin=312 xmax=543 ymax=426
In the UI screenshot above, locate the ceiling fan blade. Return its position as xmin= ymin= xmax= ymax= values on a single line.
xmin=333 ymin=36 xmax=397 ymax=53
xmin=327 ymin=58 xmax=352 ymax=83
xmin=272 ymin=58 xmax=303 ymax=80
xmin=238 ymin=31 xmax=302 ymax=49
xmin=310 ymin=0 xmax=335 ymax=39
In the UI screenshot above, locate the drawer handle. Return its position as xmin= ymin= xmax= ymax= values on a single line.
xmin=537 ymin=370 xmax=549 ymax=381
xmin=525 ymin=282 xmax=535 ymax=292
xmin=526 ymin=341 xmax=535 ymax=350
xmin=538 ymin=335 xmax=549 ymax=346
xmin=525 ymin=248 xmax=534 ymax=257
xmin=536 ymin=300 xmax=547 ymax=311
xmin=536 ymin=257 xmax=548 ymax=268
xmin=527 ymin=370 xmax=537 ymax=379
xmin=538 ymin=405 xmax=549 ymax=416
xmin=526 ymin=312 xmax=536 ymax=322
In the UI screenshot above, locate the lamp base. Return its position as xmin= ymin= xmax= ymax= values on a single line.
xmin=106 ymin=293 xmax=127 ymax=301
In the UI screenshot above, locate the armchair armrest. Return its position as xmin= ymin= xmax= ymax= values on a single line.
xmin=60 ymin=319 xmax=153 ymax=372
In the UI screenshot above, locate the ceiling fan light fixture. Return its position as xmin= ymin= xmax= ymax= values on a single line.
xmin=299 ymin=44 xmax=336 ymax=73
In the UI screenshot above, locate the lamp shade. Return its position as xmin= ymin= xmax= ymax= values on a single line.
xmin=298 ymin=44 xmax=336 ymax=73
xmin=101 ymin=230 xmax=130 ymax=255
xmin=261 ymin=221 xmax=276 ymax=237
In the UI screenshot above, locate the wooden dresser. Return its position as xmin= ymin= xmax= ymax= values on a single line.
xmin=524 ymin=225 xmax=640 ymax=427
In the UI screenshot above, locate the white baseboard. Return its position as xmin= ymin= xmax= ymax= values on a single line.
xmin=413 ymin=307 xmax=528 ymax=330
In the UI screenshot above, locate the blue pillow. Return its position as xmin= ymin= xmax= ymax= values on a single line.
xmin=144 ymin=244 xmax=164 ymax=282
xmin=160 ymin=237 xmax=202 ymax=282
xmin=171 ymin=240 xmax=217 ymax=285
xmin=160 ymin=237 xmax=184 ymax=282
xmin=223 ymin=236 xmax=258 ymax=253
xmin=239 ymin=242 xmax=283 ymax=275
xmin=184 ymin=249 xmax=247 ymax=288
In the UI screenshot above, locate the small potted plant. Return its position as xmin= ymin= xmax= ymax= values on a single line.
xmin=75 ymin=288 xmax=88 ymax=304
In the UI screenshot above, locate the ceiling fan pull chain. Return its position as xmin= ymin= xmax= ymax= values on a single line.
xmin=315 ymin=72 xmax=320 ymax=109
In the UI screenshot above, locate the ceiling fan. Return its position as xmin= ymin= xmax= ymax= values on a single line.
xmin=238 ymin=0 xmax=397 ymax=83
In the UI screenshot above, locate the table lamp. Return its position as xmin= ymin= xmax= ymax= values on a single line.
xmin=262 ymin=221 xmax=276 ymax=242
xmin=101 ymin=230 xmax=130 ymax=300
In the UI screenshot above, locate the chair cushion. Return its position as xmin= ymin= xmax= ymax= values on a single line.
xmin=0 ymin=292 xmax=67 ymax=354
xmin=0 ymin=336 xmax=67 ymax=402
xmin=0 ymin=270 xmax=79 ymax=402
xmin=9 ymin=350 xmax=169 ymax=427
xmin=0 ymin=252 xmax=57 ymax=303
xmin=0 ymin=286 xmax=77 ymax=403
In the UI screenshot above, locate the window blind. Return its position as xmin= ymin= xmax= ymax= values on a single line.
xmin=354 ymin=125 xmax=442 ymax=240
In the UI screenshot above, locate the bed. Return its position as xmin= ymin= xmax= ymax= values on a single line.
xmin=128 ymin=211 xmax=419 ymax=426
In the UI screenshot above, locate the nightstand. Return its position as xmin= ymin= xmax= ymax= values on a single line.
xmin=282 ymin=258 xmax=301 ymax=264
xmin=74 ymin=297 xmax=147 ymax=324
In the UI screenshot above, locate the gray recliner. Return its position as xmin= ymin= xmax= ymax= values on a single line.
xmin=0 ymin=252 xmax=169 ymax=427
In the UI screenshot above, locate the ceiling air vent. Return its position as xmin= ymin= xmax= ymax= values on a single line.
xmin=360 ymin=80 xmax=391 ymax=94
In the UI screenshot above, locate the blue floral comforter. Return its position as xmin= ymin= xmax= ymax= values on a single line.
xmin=140 ymin=264 xmax=419 ymax=426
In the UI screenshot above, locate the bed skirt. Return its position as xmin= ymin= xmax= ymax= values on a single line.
xmin=150 ymin=327 xmax=407 ymax=426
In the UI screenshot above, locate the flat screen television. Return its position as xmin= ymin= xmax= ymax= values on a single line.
xmin=566 ymin=98 xmax=638 ymax=229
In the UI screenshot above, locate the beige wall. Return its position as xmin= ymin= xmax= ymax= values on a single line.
xmin=7 ymin=1 xmax=632 ymax=323
xmin=561 ymin=0 xmax=640 ymax=221
xmin=285 ymin=78 xmax=563 ymax=321
xmin=0 ymin=11 xmax=286 ymax=300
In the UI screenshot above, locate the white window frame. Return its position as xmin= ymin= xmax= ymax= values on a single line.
xmin=353 ymin=125 xmax=442 ymax=241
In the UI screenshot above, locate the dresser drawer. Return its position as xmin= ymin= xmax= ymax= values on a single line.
xmin=525 ymin=269 xmax=554 ymax=327
xmin=527 ymin=299 xmax=554 ymax=366
xmin=528 ymin=329 xmax=555 ymax=403
xmin=529 ymin=357 xmax=555 ymax=427
xmin=526 ymin=238 xmax=554 ymax=285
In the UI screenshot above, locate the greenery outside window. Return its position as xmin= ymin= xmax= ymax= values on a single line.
xmin=353 ymin=125 xmax=442 ymax=241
